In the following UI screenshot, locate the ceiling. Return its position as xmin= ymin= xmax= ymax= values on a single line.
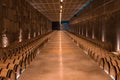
xmin=27 ymin=0 xmax=88 ymax=21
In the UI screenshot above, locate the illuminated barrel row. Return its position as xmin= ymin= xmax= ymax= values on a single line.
xmin=2 ymin=32 xmax=47 ymax=57
xmin=2 ymin=32 xmax=51 ymax=62
xmin=65 ymin=31 xmax=120 ymax=80
xmin=0 ymin=31 xmax=54 ymax=80
xmin=0 ymin=52 xmax=35 ymax=79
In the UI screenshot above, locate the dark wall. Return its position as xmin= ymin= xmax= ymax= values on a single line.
xmin=52 ymin=22 xmax=60 ymax=30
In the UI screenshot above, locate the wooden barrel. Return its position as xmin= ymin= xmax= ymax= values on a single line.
xmin=103 ymin=58 xmax=110 ymax=74
xmin=8 ymin=64 xmax=21 ymax=79
xmin=24 ymin=54 xmax=29 ymax=68
xmin=0 ymin=69 xmax=16 ymax=80
xmin=0 ymin=63 xmax=10 ymax=69
xmin=20 ymin=56 xmax=27 ymax=70
xmin=13 ymin=59 xmax=24 ymax=73
xmin=111 ymin=59 xmax=120 ymax=74
xmin=99 ymin=58 xmax=105 ymax=69
xmin=4 ymin=59 xmax=15 ymax=64
xmin=116 ymin=72 xmax=120 ymax=80
xmin=0 ymin=62 xmax=20 ymax=78
xmin=0 ymin=77 xmax=6 ymax=80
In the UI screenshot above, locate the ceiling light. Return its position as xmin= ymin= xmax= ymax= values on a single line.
xmin=60 ymin=10 xmax=62 ymax=13
xmin=60 ymin=5 xmax=63 ymax=8
xmin=60 ymin=0 xmax=63 ymax=2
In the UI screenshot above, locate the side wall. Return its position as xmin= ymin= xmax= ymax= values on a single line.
xmin=69 ymin=0 xmax=120 ymax=51
xmin=0 ymin=0 xmax=52 ymax=56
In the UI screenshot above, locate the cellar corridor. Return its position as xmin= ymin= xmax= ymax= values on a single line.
xmin=18 ymin=31 xmax=111 ymax=80
xmin=0 ymin=0 xmax=120 ymax=80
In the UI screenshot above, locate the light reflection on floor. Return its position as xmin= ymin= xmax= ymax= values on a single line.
xmin=59 ymin=31 xmax=63 ymax=80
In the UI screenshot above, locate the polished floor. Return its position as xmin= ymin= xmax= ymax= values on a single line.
xmin=18 ymin=31 xmax=112 ymax=80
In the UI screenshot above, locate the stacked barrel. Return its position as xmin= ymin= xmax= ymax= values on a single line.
xmin=0 ymin=31 xmax=54 ymax=80
xmin=0 ymin=0 xmax=53 ymax=79
xmin=65 ymin=31 xmax=120 ymax=80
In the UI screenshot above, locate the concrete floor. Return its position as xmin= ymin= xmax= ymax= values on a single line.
xmin=18 ymin=31 xmax=112 ymax=80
